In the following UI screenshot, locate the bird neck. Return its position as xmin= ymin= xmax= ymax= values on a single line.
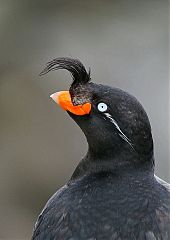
xmin=71 ymin=148 xmax=154 ymax=181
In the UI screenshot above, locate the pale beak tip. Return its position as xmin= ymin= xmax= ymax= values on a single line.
xmin=50 ymin=92 xmax=59 ymax=104
xmin=50 ymin=93 xmax=54 ymax=99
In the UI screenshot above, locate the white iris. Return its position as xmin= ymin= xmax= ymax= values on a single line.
xmin=97 ymin=102 xmax=108 ymax=112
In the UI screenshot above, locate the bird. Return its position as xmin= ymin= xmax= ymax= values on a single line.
xmin=32 ymin=57 xmax=170 ymax=240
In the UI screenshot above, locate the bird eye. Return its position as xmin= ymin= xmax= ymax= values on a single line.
xmin=97 ymin=102 xmax=108 ymax=112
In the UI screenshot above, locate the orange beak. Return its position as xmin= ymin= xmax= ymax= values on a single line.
xmin=50 ymin=91 xmax=91 ymax=116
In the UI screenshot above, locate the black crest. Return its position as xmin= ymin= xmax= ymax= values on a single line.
xmin=40 ymin=57 xmax=91 ymax=88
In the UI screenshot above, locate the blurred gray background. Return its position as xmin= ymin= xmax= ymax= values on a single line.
xmin=0 ymin=0 xmax=169 ymax=239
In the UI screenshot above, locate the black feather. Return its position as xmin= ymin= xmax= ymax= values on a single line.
xmin=39 ymin=57 xmax=91 ymax=88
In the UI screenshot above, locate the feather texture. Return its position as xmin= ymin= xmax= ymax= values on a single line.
xmin=39 ymin=57 xmax=91 ymax=88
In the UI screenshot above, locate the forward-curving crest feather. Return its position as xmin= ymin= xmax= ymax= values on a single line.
xmin=39 ymin=57 xmax=91 ymax=88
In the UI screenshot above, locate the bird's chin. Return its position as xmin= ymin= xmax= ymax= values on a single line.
xmin=67 ymin=110 xmax=88 ymax=119
xmin=67 ymin=111 xmax=77 ymax=118
xmin=67 ymin=111 xmax=90 ymax=126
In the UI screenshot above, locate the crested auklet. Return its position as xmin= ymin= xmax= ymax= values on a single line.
xmin=32 ymin=58 xmax=170 ymax=240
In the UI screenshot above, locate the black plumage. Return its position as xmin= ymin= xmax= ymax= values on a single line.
xmin=32 ymin=58 xmax=170 ymax=240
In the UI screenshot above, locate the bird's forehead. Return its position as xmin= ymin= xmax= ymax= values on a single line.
xmin=70 ymin=84 xmax=92 ymax=105
xmin=70 ymin=83 xmax=112 ymax=105
xmin=70 ymin=82 xmax=135 ymax=110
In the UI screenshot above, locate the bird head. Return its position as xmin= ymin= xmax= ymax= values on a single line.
xmin=40 ymin=58 xmax=153 ymax=168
